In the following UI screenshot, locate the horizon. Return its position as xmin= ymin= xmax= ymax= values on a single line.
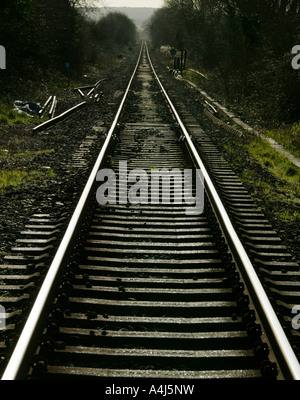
xmin=93 ymin=5 xmax=160 ymax=8
xmin=95 ymin=0 xmax=164 ymax=8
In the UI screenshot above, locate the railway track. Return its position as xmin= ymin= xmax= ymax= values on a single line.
xmin=1 ymin=42 xmax=300 ymax=381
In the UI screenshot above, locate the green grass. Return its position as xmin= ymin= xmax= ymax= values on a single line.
xmin=221 ymin=134 xmax=300 ymax=224
xmin=183 ymin=69 xmax=208 ymax=87
xmin=0 ymin=101 xmax=40 ymax=125
xmin=263 ymin=123 xmax=300 ymax=159
xmin=247 ymin=136 xmax=300 ymax=184
xmin=274 ymin=209 xmax=300 ymax=223
xmin=0 ymin=169 xmax=55 ymax=191
xmin=183 ymin=67 xmax=300 ymax=162
xmin=239 ymin=170 xmax=300 ymax=223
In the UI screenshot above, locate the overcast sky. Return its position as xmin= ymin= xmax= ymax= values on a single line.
xmin=98 ymin=0 xmax=164 ymax=8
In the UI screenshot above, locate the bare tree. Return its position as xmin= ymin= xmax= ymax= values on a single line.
xmin=148 ymin=0 xmax=300 ymax=123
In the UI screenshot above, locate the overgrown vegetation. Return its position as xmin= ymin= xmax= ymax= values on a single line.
xmin=263 ymin=124 xmax=300 ymax=159
xmin=246 ymin=136 xmax=300 ymax=183
xmin=227 ymin=134 xmax=300 ymax=186
xmin=0 ymin=1 xmax=137 ymax=92
xmin=148 ymin=0 xmax=300 ymax=127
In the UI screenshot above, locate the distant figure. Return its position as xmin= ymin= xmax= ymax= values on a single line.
xmin=0 ymin=46 xmax=6 ymax=69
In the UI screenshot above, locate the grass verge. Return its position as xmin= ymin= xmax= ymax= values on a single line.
xmin=263 ymin=123 xmax=300 ymax=159
xmin=183 ymin=67 xmax=300 ymax=161
xmin=223 ymin=133 xmax=300 ymax=224
xmin=247 ymin=135 xmax=300 ymax=184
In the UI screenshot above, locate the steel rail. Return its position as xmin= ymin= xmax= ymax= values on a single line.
xmin=145 ymin=43 xmax=300 ymax=380
xmin=1 ymin=44 xmax=144 ymax=381
xmin=33 ymin=101 xmax=87 ymax=133
xmin=2 ymin=42 xmax=299 ymax=380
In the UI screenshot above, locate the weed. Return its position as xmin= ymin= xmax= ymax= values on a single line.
xmin=274 ymin=209 xmax=299 ymax=223
xmin=106 ymin=155 xmax=115 ymax=166
xmin=286 ymin=166 xmax=297 ymax=177
xmin=264 ymin=123 xmax=300 ymax=159
xmin=0 ymin=169 xmax=55 ymax=191
xmin=247 ymin=136 xmax=300 ymax=184
xmin=0 ymin=116 xmax=8 ymax=124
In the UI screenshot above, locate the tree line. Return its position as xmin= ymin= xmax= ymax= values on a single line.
xmin=148 ymin=0 xmax=300 ymax=125
xmin=0 ymin=0 xmax=137 ymax=82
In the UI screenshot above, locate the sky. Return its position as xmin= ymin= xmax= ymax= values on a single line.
xmin=97 ymin=0 xmax=164 ymax=8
